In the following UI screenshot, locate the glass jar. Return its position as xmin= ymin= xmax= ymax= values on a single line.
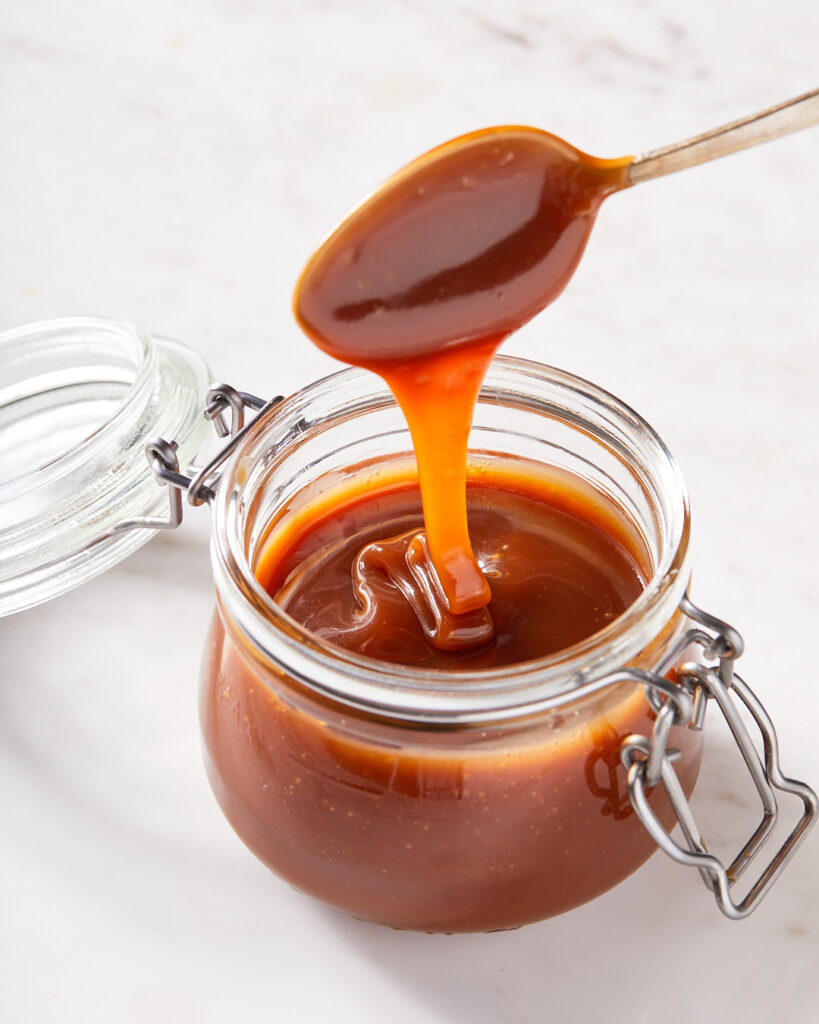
xmin=200 ymin=358 xmax=702 ymax=932
xmin=2 ymin=320 xmax=812 ymax=931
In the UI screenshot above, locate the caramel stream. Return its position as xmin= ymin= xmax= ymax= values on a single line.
xmin=295 ymin=127 xmax=632 ymax=632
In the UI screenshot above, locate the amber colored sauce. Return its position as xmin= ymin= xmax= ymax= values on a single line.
xmin=295 ymin=127 xmax=631 ymax=616
xmin=202 ymin=624 xmax=701 ymax=931
xmin=198 ymin=130 xmax=689 ymax=933
xmin=259 ymin=476 xmax=646 ymax=668
xmin=202 ymin=465 xmax=703 ymax=932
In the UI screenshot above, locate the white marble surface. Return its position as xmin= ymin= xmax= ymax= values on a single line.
xmin=1 ymin=1 xmax=818 ymax=1021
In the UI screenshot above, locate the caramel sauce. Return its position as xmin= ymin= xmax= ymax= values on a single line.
xmin=203 ymin=462 xmax=702 ymax=932
xmin=197 ymin=129 xmax=698 ymax=933
xmin=258 ymin=472 xmax=646 ymax=668
xmin=202 ymin=623 xmax=702 ymax=931
xmin=295 ymin=128 xmax=631 ymax=618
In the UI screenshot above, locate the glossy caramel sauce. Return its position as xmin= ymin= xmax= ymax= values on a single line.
xmin=295 ymin=128 xmax=631 ymax=617
xmin=203 ymin=464 xmax=701 ymax=932
xmin=198 ymin=130 xmax=692 ymax=934
xmin=258 ymin=471 xmax=646 ymax=666
xmin=202 ymin=623 xmax=701 ymax=931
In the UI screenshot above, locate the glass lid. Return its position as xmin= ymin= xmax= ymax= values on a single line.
xmin=0 ymin=317 xmax=213 ymax=615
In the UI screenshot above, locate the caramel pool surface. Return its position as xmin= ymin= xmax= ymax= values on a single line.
xmin=262 ymin=476 xmax=647 ymax=666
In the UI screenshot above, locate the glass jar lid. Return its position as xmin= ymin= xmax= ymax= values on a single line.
xmin=0 ymin=317 xmax=212 ymax=615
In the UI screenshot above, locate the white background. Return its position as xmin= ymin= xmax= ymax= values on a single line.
xmin=1 ymin=2 xmax=818 ymax=1021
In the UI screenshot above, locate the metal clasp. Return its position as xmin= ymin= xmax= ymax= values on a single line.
xmin=114 ymin=383 xmax=281 ymax=533
xmin=621 ymin=594 xmax=817 ymax=920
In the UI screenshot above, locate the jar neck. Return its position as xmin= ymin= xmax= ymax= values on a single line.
xmin=211 ymin=356 xmax=692 ymax=725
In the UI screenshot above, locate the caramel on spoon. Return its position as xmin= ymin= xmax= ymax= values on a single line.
xmin=294 ymin=87 xmax=818 ymax=617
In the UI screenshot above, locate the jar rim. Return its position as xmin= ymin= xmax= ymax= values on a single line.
xmin=212 ymin=356 xmax=692 ymax=723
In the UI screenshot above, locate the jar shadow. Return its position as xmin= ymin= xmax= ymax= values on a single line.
xmin=314 ymin=853 xmax=677 ymax=1023
xmin=310 ymin=727 xmax=813 ymax=1024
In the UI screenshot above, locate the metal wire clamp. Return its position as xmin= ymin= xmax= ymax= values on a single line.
xmin=621 ymin=595 xmax=817 ymax=920
xmin=114 ymin=384 xmax=281 ymax=533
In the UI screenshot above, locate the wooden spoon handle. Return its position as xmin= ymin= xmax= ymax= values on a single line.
xmin=628 ymin=87 xmax=819 ymax=185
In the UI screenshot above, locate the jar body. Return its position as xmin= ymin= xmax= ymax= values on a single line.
xmin=201 ymin=358 xmax=699 ymax=931
xmin=201 ymin=609 xmax=702 ymax=931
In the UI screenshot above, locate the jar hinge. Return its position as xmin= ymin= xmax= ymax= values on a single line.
xmin=113 ymin=384 xmax=281 ymax=533
xmin=621 ymin=593 xmax=817 ymax=919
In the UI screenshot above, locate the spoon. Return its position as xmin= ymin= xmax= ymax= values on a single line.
xmin=293 ymin=87 xmax=818 ymax=617
xmin=295 ymin=86 xmax=819 ymax=365
xmin=629 ymin=86 xmax=819 ymax=183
